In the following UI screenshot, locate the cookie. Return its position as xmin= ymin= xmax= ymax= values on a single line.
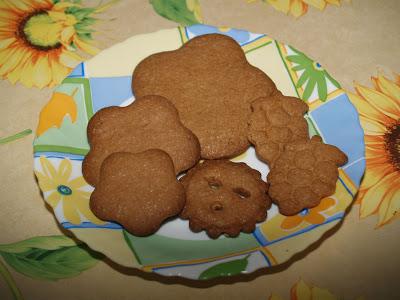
xmin=180 ymin=160 xmax=272 ymax=238
xmin=90 ymin=150 xmax=185 ymax=236
xmin=267 ymin=136 xmax=348 ymax=215
xmin=82 ymin=95 xmax=200 ymax=186
xmin=248 ymin=93 xmax=309 ymax=166
xmin=132 ymin=33 xmax=277 ymax=159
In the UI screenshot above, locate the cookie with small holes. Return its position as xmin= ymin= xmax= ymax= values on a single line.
xmin=180 ymin=160 xmax=271 ymax=238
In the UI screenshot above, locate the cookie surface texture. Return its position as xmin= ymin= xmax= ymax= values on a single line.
xmin=180 ymin=160 xmax=272 ymax=238
xmin=267 ymin=136 xmax=348 ymax=216
xmin=132 ymin=33 xmax=277 ymax=159
xmin=82 ymin=95 xmax=200 ymax=186
xmin=248 ymin=93 xmax=309 ymax=166
xmin=90 ymin=150 xmax=186 ymax=236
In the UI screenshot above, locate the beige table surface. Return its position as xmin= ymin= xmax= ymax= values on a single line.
xmin=0 ymin=0 xmax=399 ymax=299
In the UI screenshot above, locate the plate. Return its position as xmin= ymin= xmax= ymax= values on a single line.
xmin=33 ymin=25 xmax=365 ymax=280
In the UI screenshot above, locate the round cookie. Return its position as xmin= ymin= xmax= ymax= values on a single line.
xmin=248 ymin=93 xmax=310 ymax=166
xmin=132 ymin=34 xmax=277 ymax=159
xmin=90 ymin=150 xmax=186 ymax=236
xmin=82 ymin=95 xmax=200 ymax=186
xmin=267 ymin=136 xmax=348 ymax=216
xmin=180 ymin=160 xmax=272 ymax=238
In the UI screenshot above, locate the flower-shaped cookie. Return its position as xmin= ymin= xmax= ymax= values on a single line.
xmin=82 ymin=95 xmax=200 ymax=186
xmin=267 ymin=136 xmax=348 ymax=215
xmin=248 ymin=93 xmax=310 ymax=166
xmin=180 ymin=160 xmax=272 ymax=238
xmin=133 ymin=34 xmax=277 ymax=159
xmin=90 ymin=150 xmax=185 ymax=236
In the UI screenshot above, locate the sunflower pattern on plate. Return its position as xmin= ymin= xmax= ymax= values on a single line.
xmin=247 ymin=0 xmax=341 ymax=18
xmin=348 ymin=73 xmax=400 ymax=228
xmin=0 ymin=0 xmax=117 ymax=88
xmin=269 ymin=279 xmax=366 ymax=300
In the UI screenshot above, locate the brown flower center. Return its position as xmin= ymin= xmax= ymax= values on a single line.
xmin=17 ymin=10 xmax=62 ymax=51
xmin=385 ymin=120 xmax=400 ymax=171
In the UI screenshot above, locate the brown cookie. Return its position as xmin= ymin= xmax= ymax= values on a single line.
xmin=90 ymin=150 xmax=185 ymax=236
xmin=82 ymin=95 xmax=200 ymax=186
xmin=180 ymin=160 xmax=272 ymax=238
xmin=248 ymin=93 xmax=310 ymax=166
xmin=132 ymin=34 xmax=277 ymax=159
xmin=267 ymin=136 xmax=348 ymax=216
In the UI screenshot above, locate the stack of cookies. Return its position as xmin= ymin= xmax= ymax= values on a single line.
xmin=83 ymin=34 xmax=347 ymax=238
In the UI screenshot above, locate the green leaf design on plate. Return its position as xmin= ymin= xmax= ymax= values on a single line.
xmin=0 ymin=236 xmax=102 ymax=281
xmin=198 ymin=254 xmax=250 ymax=280
xmin=150 ymin=0 xmax=202 ymax=25
xmin=286 ymin=46 xmax=340 ymax=101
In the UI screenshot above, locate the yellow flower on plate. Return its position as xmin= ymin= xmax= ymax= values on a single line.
xmin=348 ymin=73 xmax=400 ymax=228
xmin=0 ymin=0 xmax=117 ymax=88
xmin=280 ymin=197 xmax=335 ymax=230
xmin=35 ymin=156 xmax=105 ymax=225
xmin=269 ymin=279 xmax=365 ymax=300
xmin=247 ymin=0 xmax=340 ymax=18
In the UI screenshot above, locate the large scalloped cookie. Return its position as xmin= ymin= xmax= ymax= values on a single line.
xmin=132 ymin=33 xmax=277 ymax=159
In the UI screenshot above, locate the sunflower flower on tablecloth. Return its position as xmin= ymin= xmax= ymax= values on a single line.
xmin=269 ymin=279 xmax=365 ymax=300
xmin=0 ymin=0 xmax=118 ymax=89
xmin=247 ymin=0 xmax=341 ymax=18
xmin=348 ymin=73 xmax=400 ymax=228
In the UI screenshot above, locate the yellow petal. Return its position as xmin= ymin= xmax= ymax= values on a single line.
xmin=60 ymin=26 xmax=75 ymax=45
xmin=57 ymin=159 xmax=72 ymax=182
xmin=303 ymin=0 xmax=326 ymax=10
xmin=0 ymin=47 xmax=28 ymax=76
xmin=359 ymin=115 xmax=387 ymax=136
xmin=4 ymin=0 xmax=30 ymax=11
xmin=269 ymin=294 xmax=285 ymax=300
xmin=19 ymin=57 xmax=35 ymax=88
xmin=311 ymin=286 xmax=338 ymax=300
xmin=356 ymin=84 xmax=400 ymax=120
xmin=359 ymin=171 xmax=398 ymax=218
xmin=50 ymin=57 xmax=70 ymax=85
xmin=267 ymin=0 xmax=291 ymax=14
xmin=291 ymin=279 xmax=312 ymax=300
xmin=6 ymin=59 xmax=26 ymax=84
xmin=68 ymin=176 xmax=88 ymax=189
xmin=348 ymin=92 xmax=391 ymax=126
xmin=290 ymin=0 xmax=308 ymax=17
xmin=46 ymin=191 xmax=61 ymax=208
xmin=35 ymin=171 xmax=57 ymax=192
xmin=40 ymin=156 xmax=58 ymax=182
xmin=376 ymin=181 xmax=400 ymax=227
xmin=0 ymin=37 xmax=15 ymax=50
xmin=0 ymin=47 xmax=16 ymax=66
xmin=33 ymin=55 xmax=52 ymax=89
xmin=63 ymin=200 xmax=81 ymax=224
xmin=374 ymin=74 xmax=400 ymax=103
xmin=47 ymin=11 xmax=68 ymax=22
xmin=326 ymin=0 xmax=340 ymax=5
xmin=73 ymin=37 xmax=100 ymax=56
xmin=364 ymin=134 xmax=384 ymax=146
xmin=59 ymin=50 xmax=82 ymax=68
xmin=52 ymin=1 xmax=80 ymax=11
xmin=74 ymin=191 xmax=106 ymax=225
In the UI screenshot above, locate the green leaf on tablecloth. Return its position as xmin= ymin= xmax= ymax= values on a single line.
xmin=150 ymin=0 xmax=202 ymax=25
xmin=0 ymin=236 xmax=103 ymax=281
xmin=198 ymin=254 xmax=250 ymax=280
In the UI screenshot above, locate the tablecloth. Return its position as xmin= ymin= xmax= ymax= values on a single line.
xmin=0 ymin=0 xmax=399 ymax=299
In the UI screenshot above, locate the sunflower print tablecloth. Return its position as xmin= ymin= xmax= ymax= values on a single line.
xmin=0 ymin=0 xmax=399 ymax=300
